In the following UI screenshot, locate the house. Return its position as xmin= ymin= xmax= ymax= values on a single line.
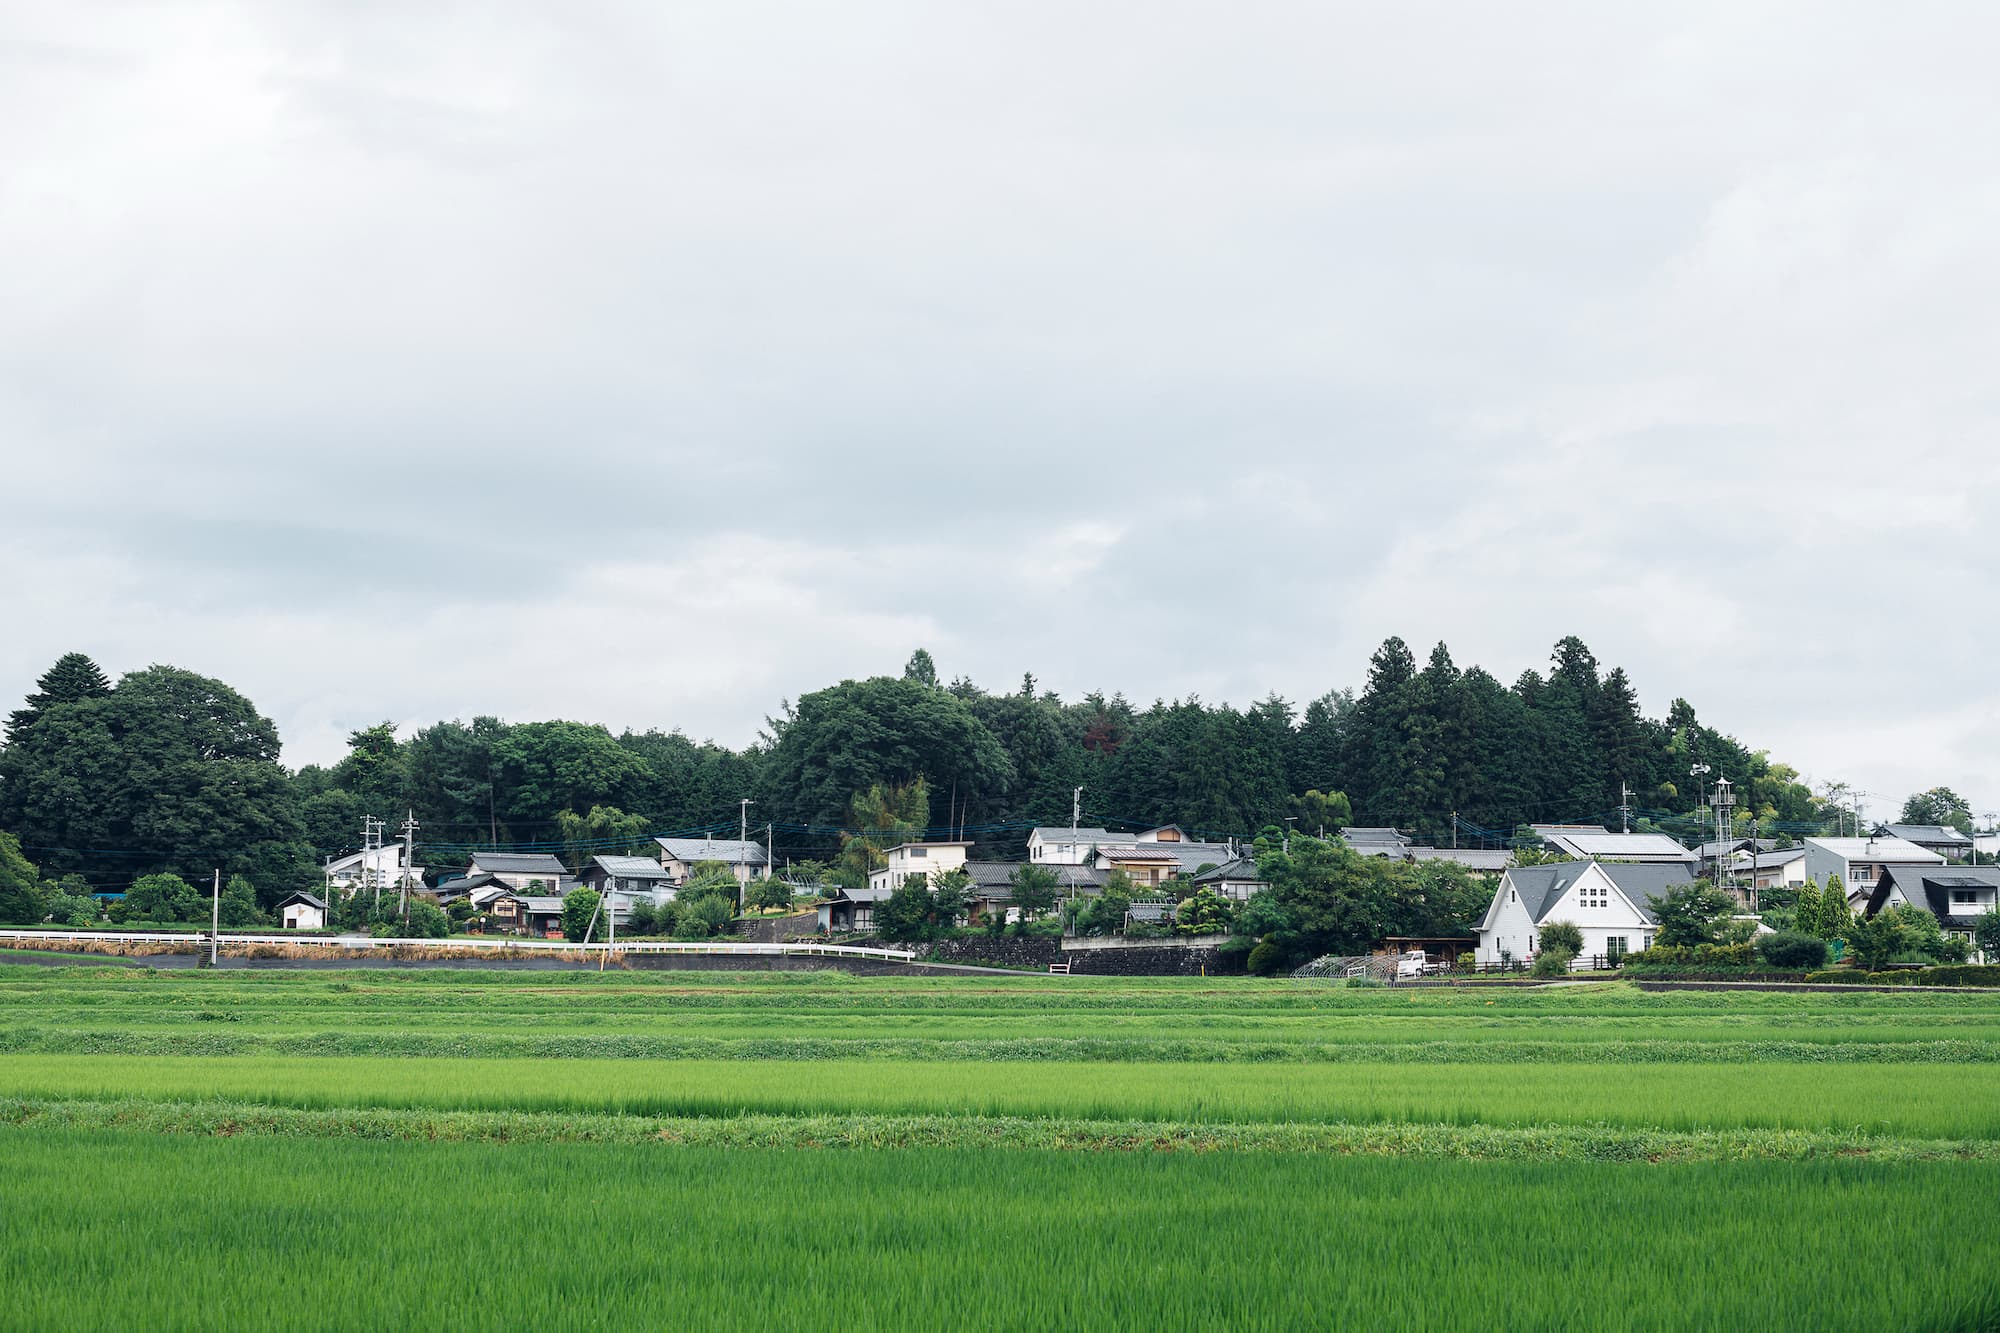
xmin=1409 ymin=846 xmax=1514 ymax=873
xmin=578 ymin=855 xmax=679 ymax=899
xmin=464 ymin=852 xmax=570 ymax=892
xmin=275 ymin=890 xmax=327 ymax=930
xmin=1868 ymin=866 xmax=2000 ymax=961
xmin=868 ymin=841 xmax=973 ymax=893
xmin=1695 ymin=837 xmax=1778 ymax=879
xmin=487 ymin=891 xmax=567 ymax=937
xmin=968 ymin=861 xmax=1106 ymax=921
xmin=577 ymin=855 xmax=680 ymax=926
xmin=656 ymin=837 xmax=769 ymax=886
xmin=1190 ymin=856 xmax=1269 ymax=902
xmin=1026 ymin=827 xmax=1121 ymax=865
xmin=1528 ymin=825 xmax=1697 ymax=866
xmin=817 ymin=885 xmax=891 ymax=932
xmin=1087 ymin=844 xmax=1186 ymax=888
xmin=1728 ymin=846 xmax=1808 ymax=892
xmin=1872 ymin=824 xmax=1975 ymax=862
xmin=324 ymin=845 xmax=426 ymax=896
xmin=1475 ymin=861 xmax=1694 ymax=967
xmin=433 ymin=873 xmax=514 ymax=910
xmin=1802 ymin=837 xmax=1945 ymax=908
xmin=1341 ymin=828 xmax=1413 ymax=860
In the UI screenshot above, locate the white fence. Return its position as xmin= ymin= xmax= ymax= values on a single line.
xmin=0 ymin=929 xmax=917 ymax=963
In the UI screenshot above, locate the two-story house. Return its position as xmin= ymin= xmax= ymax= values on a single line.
xmin=1802 ymin=837 xmax=1944 ymax=908
xmin=868 ymin=841 xmax=973 ymax=893
xmin=324 ymin=845 xmax=426 ymax=896
xmin=1867 ymin=865 xmax=2000 ymax=961
xmin=577 ymin=855 xmax=681 ymax=926
xmin=463 ymin=851 xmax=570 ymax=891
xmin=1476 ymin=860 xmax=1694 ymax=967
xmin=656 ymin=837 xmax=768 ymax=887
xmin=1872 ymin=824 xmax=1975 ymax=862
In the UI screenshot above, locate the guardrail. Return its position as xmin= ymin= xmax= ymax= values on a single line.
xmin=0 ymin=929 xmax=917 ymax=963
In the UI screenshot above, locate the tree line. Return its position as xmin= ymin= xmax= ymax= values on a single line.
xmin=0 ymin=637 xmax=1888 ymax=909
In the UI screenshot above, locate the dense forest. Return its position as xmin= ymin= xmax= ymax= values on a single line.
xmin=0 ymin=636 xmax=1870 ymax=906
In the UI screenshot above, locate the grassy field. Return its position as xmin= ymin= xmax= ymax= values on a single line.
xmin=3 ymin=964 xmax=1997 ymax=1330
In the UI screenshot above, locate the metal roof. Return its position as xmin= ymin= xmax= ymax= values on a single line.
xmin=1876 ymin=823 xmax=1974 ymax=847
xmin=467 ymin=852 xmax=568 ymax=876
xmin=1805 ymin=837 xmax=1945 ymax=863
xmin=589 ymin=855 xmax=676 ymax=878
xmin=1539 ymin=831 xmax=1695 ymax=861
xmin=1027 ymin=827 xmax=1117 ymax=843
xmin=1410 ymin=847 xmax=1514 ymax=871
xmin=656 ymin=838 xmax=768 ymax=866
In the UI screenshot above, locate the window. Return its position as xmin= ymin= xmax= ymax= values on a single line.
xmin=911 ymin=847 xmax=927 ymax=858
xmin=1953 ymin=890 xmax=1979 ymax=907
xmin=1851 ymin=864 xmax=1876 ymax=882
xmin=1606 ymin=936 xmax=1628 ymax=962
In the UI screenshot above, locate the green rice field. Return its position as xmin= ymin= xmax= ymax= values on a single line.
xmin=3 ymin=963 xmax=1998 ymax=1330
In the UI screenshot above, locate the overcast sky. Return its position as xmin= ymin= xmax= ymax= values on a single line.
xmin=4 ymin=1 xmax=1997 ymax=824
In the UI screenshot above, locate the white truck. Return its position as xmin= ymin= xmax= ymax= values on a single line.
xmin=1394 ymin=949 xmax=1449 ymax=978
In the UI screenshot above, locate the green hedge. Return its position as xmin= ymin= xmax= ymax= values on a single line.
xmin=1624 ymin=943 xmax=1755 ymax=968
xmin=1803 ymin=965 xmax=2000 ymax=988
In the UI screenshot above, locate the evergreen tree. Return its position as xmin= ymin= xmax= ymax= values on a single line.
xmin=1792 ymin=879 xmax=1824 ymax=937
xmin=5 ymin=653 xmax=113 ymax=744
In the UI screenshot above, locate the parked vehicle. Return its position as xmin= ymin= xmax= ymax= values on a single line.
xmin=1395 ymin=949 xmax=1449 ymax=978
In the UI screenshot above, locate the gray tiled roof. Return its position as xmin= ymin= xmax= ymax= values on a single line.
xmin=1027 ymin=827 xmax=1117 ymax=843
xmin=962 ymin=862 xmax=1108 ymax=897
xmin=1876 ymin=823 xmax=1974 ymax=847
xmin=1410 ymin=847 xmax=1514 ymax=871
xmin=467 ymin=852 xmax=568 ymax=877
xmin=656 ymin=837 xmax=768 ymax=866
xmin=1192 ymin=856 xmax=1267 ymax=885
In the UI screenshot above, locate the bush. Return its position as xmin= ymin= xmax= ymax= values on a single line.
xmin=1530 ymin=947 xmax=1576 ymax=978
xmin=676 ymin=893 xmax=736 ymax=940
xmin=1938 ymin=935 xmax=1973 ymax=964
xmin=1538 ymin=921 xmax=1584 ymax=956
xmin=1246 ymin=939 xmax=1287 ymax=976
xmin=1755 ymin=930 xmax=1829 ymax=971
xmin=405 ymin=901 xmax=450 ymax=939
xmin=561 ymin=889 xmax=601 ymax=943
xmin=1623 ymin=942 xmax=1755 ymax=969
xmin=1804 ymin=964 xmax=2000 ymax=987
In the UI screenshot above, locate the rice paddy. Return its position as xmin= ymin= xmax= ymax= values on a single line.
xmin=3 ymin=963 xmax=1997 ymax=1329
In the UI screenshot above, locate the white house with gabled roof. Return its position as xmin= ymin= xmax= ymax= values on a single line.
xmin=1476 ymin=860 xmax=1694 ymax=967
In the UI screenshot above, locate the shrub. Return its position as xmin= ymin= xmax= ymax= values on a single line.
xmin=561 ymin=889 xmax=601 ymax=943
xmin=1538 ymin=921 xmax=1584 ymax=956
xmin=1939 ymin=935 xmax=1973 ymax=964
xmin=1246 ymin=939 xmax=1287 ymax=976
xmin=1976 ymin=911 xmax=2000 ymax=961
xmin=405 ymin=901 xmax=450 ymax=939
xmin=676 ymin=894 xmax=736 ymax=940
xmin=1530 ymin=948 xmax=1575 ymax=978
xmin=1847 ymin=915 xmax=1907 ymax=973
xmin=1755 ymin=930 xmax=1829 ymax=971
xmin=1174 ymin=887 xmax=1237 ymax=937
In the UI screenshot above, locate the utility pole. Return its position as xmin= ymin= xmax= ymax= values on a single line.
xmin=399 ymin=809 xmax=419 ymax=922
xmin=1618 ymin=782 xmax=1634 ymax=834
xmin=739 ymin=798 xmax=754 ymax=914
xmin=209 ymin=869 xmax=220 ymax=968
xmin=1071 ymin=787 xmax=1083 ymax=833
xmin=1284 ymin=817 xmax=1297 ymax=853
xmin=1451 ymin=813 xmax=1457 ymax=850
xmin=766 ymin=823 xmax=775 ymax=908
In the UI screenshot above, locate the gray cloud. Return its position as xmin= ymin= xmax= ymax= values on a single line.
xmin=3 ymin=0 xmax=1997 ymax=822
